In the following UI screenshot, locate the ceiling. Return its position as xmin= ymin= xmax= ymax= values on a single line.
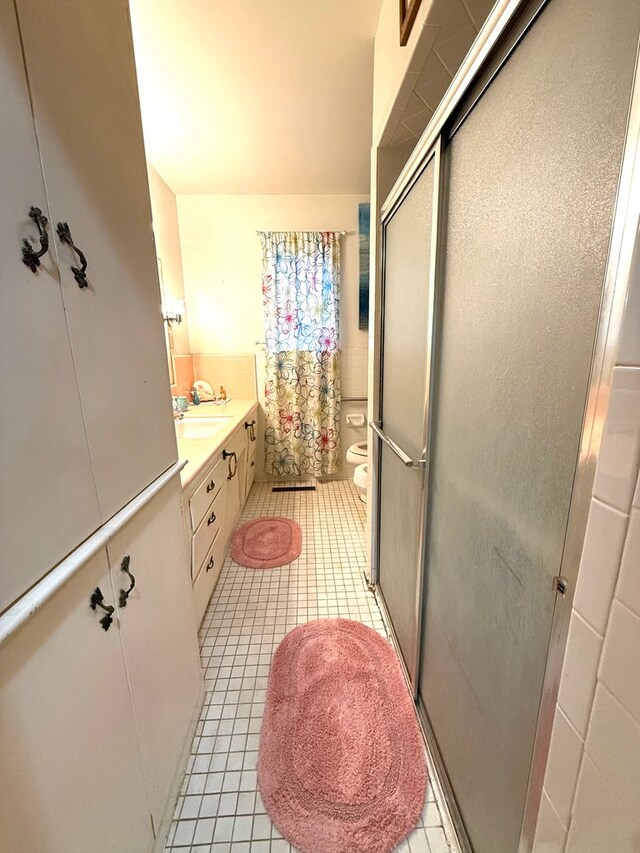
xmin=129 ymin=0 xmax=382 ymax=195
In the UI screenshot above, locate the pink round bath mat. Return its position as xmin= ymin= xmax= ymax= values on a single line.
xmin=257 ymin=618 xmax=427 ymax=853
xmin=231 ymin=516 xmax=302 ymax=569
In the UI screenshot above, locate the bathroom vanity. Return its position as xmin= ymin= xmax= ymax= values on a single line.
xmin=177 ymin=401 xmax=259 ymax=622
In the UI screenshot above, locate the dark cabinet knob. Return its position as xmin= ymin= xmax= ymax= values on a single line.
xmin=206 ymin=479 xmax=216 ymax=493
xmin=118 ymin=554 xmax=136 ymax=608
xmin=207 ymin=511 xmax=217 ymax=526
xmin=89 ymin=587 xmax=114 ymax=631
xmin=21 ymin=206 xmax=50 ymax=272
xmin=56 ymin=221 xmax=89 ymax=288
xmin=206 ymin=556 xmax=215 ymax=572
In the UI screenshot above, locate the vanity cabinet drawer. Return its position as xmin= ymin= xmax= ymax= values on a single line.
xmin=189 ymin=457 xmax=224 ymax=530
xmin=192 ymin=489 xmax=224 ymax=579
xmin=193 ymin=529 xmax=226 ymax=623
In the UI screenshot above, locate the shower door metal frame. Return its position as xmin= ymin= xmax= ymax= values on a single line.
xmin=371 ymin=137 xmax=442 ymax=700
xmin=371 ymin=0 xmax=640 ymax=849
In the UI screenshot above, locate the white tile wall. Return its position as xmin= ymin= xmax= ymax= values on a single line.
xmin=599 ymin=601 xmax=640 ymax=722
xmin=341 ymin=347 xmax=368 ymax=399
xmin=617 ymin=509 xmax=640 ymax=617
xmin=592 ymin=367 xmax=640 ymax=513
xmin=543 ymin=710 xmax=584 ymax=826
xmin=533 ymin=792 xmax=567 ymax=853
xmin=534 ymin=261 xmax=640 ymax=850
xmin=557 ymin=612 xmax=603 ymax=739
xmin=572 ymin=499 xmax=628 ymax=635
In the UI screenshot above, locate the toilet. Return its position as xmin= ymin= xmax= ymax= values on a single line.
xmin=353 ymin=463 xmax=367 ymax=503
xmin=346 ymin=440 xmax=367 ymax=466
xmin=347 ymin=441 xmax=368 ymax=503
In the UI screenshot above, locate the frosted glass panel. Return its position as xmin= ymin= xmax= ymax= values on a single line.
xmin=418 ymin=1 xmax=640 ymax=851
xmin=381 ymin=162 xmax=433 ymax=457
xmin=378 ymin=159 xmax=434 ymax=679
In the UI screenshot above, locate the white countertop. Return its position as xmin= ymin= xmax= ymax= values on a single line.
xmin=176 ymin=399 xmax=258 ymax=492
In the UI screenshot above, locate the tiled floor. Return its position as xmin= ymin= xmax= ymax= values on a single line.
xmin=164 ymin=479 xmax=456 ymax=853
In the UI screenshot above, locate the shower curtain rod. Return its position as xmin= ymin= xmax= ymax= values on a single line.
xmin=256 ymin=229 xmax=348 ymax=235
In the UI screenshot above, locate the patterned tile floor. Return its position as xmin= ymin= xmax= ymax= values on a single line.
xmin=164 ymin=479 xmax=456 ymax=853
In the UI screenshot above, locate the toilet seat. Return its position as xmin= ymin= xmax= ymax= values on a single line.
xmin=346 ymin=441 xmax=368 ymax=466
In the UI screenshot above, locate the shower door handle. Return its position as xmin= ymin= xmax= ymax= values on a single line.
xmin=369 ymin=421 xmax=426 ymax=469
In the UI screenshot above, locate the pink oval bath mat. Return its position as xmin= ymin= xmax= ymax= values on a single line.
xmin=257 ymin=618 xmax=427 ymax=853
xmin=231 ymin=516 xmax=302 ymax=569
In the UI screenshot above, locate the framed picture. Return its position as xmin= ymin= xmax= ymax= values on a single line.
xmin=358 ymin=203 xmax=370 ymax=331
xmin=399 ymin=0 xmax=423 ymax=46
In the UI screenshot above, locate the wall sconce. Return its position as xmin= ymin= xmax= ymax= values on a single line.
xmin=162 ymin=297 xmax=185 ymax=326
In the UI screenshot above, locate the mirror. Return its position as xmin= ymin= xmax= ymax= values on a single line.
xmin=157 ymin=256 xmax=176 ymax=385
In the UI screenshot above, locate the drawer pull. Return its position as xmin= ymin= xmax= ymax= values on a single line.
xmin=22 ymin=206 xmax=50 ymax=273
xmin=206 ymin=556 xmax=215 ymax=572
xmin=206 ymin=479 xmax=216 ymax=493
xmin=245 ymin=419 xmax=257 ymax=441
xmin=56 ymin=221 xmax=89 ymax=289
xmin=90 ymin=587 xmax=114 ymax=631
xmin=223 ymin=449 xmax=238 ymax=480
xmin=207 ymin=511 xmax=217 ymax=526
xmin=118 ymin=554 xmax=136 ymax=608
xmin=250 ymin=460 xmax=255 ymax=468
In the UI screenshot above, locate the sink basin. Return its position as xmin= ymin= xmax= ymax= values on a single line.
xmin=175 ymin=417 xmax=231 ymax=440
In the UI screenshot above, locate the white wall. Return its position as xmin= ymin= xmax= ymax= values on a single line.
xmin=533 ymin=245 xmax=640 ymax=852
xmin=177 ymin=194 xmax=369 ymax=355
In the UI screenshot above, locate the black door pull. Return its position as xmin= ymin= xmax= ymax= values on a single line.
xmin=90 ymin=587 xmax=115 ymax=631
xmin=206 ymin=479 xmax=216 ymax=493
xmin=223 ymin=450 xmax=237 ymax=480
xmin=207 ymin=511 xmax=217 ymax=526
xmin=22 ymin=206 xmax=50 ymax=272
xmin=118 ymin=555 xmax=136 ymax=607
xmin=57 ymin=222 xmax=89 ymax=288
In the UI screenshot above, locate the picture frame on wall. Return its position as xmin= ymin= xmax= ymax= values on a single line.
xmin=358 ymin=203 xmax=370 ymax=331
xmin=399 ymin=0 xmax=423 ymax=46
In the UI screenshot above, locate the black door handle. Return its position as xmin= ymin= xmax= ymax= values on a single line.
xmin=22 ymin=206 xmax=50 ymax=272
xmin=206 ymin=479 xmax=216 ymax=493
xmin=207 ymin=511 xmax=217 ymax=526
xmin=118 ymin=554 xmax=136 ymax=607
xmin=206 ymin=556 xmax=215 ymax=572
xmin=90 ymin=587 xmax=114 ymax=631
xmin=57 ymin=222 xmax=89 ymax=289
xmin=223 ymin=449 xmax=237 ymax=480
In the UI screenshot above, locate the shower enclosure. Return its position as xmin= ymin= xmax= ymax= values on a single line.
xmin=371 ymin=1 xmax=640 ymax=851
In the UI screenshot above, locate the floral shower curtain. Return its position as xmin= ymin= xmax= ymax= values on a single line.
xmin=259 ymin=231 xmax=341 ymax=477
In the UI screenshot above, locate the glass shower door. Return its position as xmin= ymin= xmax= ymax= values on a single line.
xmin=374 ymin=153 xmax=437 ymax=690
xmin=417 ymin=0 xmax=640 ymax=850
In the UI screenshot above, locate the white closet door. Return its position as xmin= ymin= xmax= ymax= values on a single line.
xmin=14 ymin=0 xmax=178 ymax=522
xmin=0 ymin=0 xmax=101 ymax=614
xmin=0 ymin=551 xmax=153 ymax=853
xmin=106 ymin=479 xmax=202 ymax=827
